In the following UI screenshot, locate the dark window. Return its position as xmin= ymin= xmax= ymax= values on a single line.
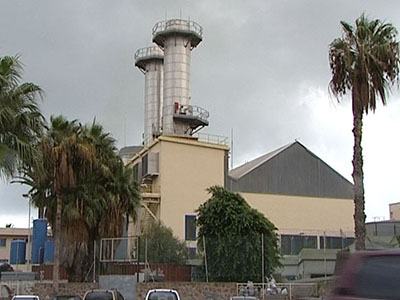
xmin=304 ymin=236 xmax=317 ymax=249
xmin=354 ymin=255 xmax=400 ymax=299
xmin=280 ymin=235 xmax=291 ymax=255
xmin=148 ymin=291 xmax=178 ymax=300
xmin=185 ymin=215 xmax=196 ymax=241
xmin=186 ymin=247 xmax=197 ymax=259
xmin=84 ymin=291 xmax=113 ymax=300
xmin=320 ymin=236 xmax=344 ymax=249
xmin=292 ymin=235 xmax=304 ymax=254
xmin=344 ymin=237 xmax=354 ymax=247
xmin=0 ymin=238 xmax=6 ymax=247
xmin=142 ymin=154 xmax=148 ymax=177
xmin=133 ymin=164 xmax=139 ymax=182
xmin=280 ymin=235 xmax=317 ymax=255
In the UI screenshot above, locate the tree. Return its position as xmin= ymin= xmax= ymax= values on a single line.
xmin=15 ymin=116 xmax=140 ymax=282
xmin=141 ymin=221 xmax=187 ymax=264
xmin=0 ymin=55 xmax=45 ymax=179
xmin=196 ymin=186 xmax=280 ymax=282
xmin=44 ymin=116 xmax=96 ymax=291
xmin=329 ymin=14 xmax=400 ymax=250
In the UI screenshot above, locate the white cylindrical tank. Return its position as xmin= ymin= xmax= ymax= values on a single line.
xmin=135 ymin=45 xmax=164 ymax=145
xmin=152 ymin=19 xmax=203 ymax=135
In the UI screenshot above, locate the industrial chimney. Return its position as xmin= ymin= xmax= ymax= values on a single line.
xmin=134 ymin=45 xmax=164 ymax=145
xmin=152 ymin=19 xmax=209 ymax=136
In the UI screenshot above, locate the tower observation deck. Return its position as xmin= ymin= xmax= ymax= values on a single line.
xmin=152 ymin=19 xmax=208 ymax=136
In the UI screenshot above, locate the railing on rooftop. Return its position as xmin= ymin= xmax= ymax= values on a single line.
xmin=195 ymin=132 xmax=228 ymax=145
xmin=152 ymin=19 xmax=203 ymax=38
xmin=134 ymin=45 xmax=163 ymax=62
xmin=171 ymin=103 xmax=209 ymax=123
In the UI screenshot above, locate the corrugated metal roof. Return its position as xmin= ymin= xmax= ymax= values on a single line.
xmin=229 ymin=142 xmax=294 ymax=180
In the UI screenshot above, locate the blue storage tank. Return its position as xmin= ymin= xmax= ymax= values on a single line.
xmin=31 ymin=219 xmax=47 ymax=264
xmin=43 ymin=238 xmax=54 ymax=263
xmin=10 ymin=240 xmax=26 ymax=264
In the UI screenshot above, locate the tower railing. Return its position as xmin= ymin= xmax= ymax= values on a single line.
xmin=134 ymin=46 xmax=163 ymax=61
xmin=152 ymin=19 xmax=203 ymax=37
xmin=170 ymin=103 xmax=209 ymax=121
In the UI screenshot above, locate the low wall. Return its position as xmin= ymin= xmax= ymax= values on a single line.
xmin=1 ymin=281 xmax=98 ymax=300
xmin=136 ymin=282 xmax=237 ymax=300
xmin=33 ymin=282 xmax=98 ymax=299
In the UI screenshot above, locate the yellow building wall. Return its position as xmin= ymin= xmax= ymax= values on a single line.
xmin=241 ymin=192 xmax=354 ymax=237
xmin=390 ymin=202 xmax=400 ymax=221
xmin=0 ymin=229 xmax=29 ymax=263
xmin=158 ymin=137 xmax=228 ymax=241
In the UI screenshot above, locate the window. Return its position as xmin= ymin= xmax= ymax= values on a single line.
xmin=186 ymin=247 xmax=197 ymax=259
xmin=280 ymin=234 xmax=317 ymax=255
xmin=280 ymin=235 xmax=291 ymax=255
xmin=0 ymin=238 xmax=6 ymax=247
xmin=320 ymin=236 xmax=348 ymax=249
xmin=185 ymin=215 xmax=196 ymax=241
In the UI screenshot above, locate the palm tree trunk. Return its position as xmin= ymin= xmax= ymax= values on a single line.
xmin=53 ymin=194 xmax=62 ymax=292
xmin=352 ymin=109 xmax=366 ymax=250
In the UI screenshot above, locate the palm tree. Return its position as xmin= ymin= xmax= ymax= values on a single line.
xmin=16 ymin=116 xmax=140 ymax=281
xmin=0 ymin=55 xmax=45 ymax=179
xmin=42 ymin=116 xmax=96 ymax=290
xmin=329 ymin=14 xmax=400 ymax=250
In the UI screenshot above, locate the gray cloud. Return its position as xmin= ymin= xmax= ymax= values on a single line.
xmin=1 ymin=0 xmax=399 ymax=226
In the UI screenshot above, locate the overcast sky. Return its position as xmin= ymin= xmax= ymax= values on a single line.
xmin=1 ymin=0 xmax=399 ymax=228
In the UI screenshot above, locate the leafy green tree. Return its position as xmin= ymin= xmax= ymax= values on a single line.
xmin=0 ymin=55 xmax=45 ymax=179
xmin=329 ymin=14 xmax=400 ymax=250
xmin=196 ymin=186 xmax=280 ymax=282
xmin=141 ymin=221 xmax=187 ymax=264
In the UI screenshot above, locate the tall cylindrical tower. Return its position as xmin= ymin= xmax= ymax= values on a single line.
xmin=134 ymin=45 xmax=164 ymax=145
xmin=152 ymin=19 xmax=203 ymax=135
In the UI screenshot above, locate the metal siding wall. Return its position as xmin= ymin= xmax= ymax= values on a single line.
xmin=232 ymin=143 xmax=353 ymax=199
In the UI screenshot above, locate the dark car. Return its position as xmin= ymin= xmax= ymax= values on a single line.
xmin=51 ymin=296 xmax=81 ymax=300
xmin=0 ymin=263 xmax=13 ymax=273
xmin=329 ymin=250 xmax=400 ymax=300
xmin=83 ymin=290 xmax=123 ymax=300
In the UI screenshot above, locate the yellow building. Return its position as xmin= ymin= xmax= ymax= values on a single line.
xmin=129 ymin=18 xmax=354 ymax=278
xmin=389 ymin=202 xmax=400 ymax=221
xmin=228 ymin=141 xmax=354 ymax=279
xmin=229 ymin=141 xmax=354 ymax=252
xmin=126 ymin=135 xmax=229 ymax=251
xmin=0 ymin=227 xmax=29 ymax=264
xmin=125 ymin=140 xmax=354 ymax=259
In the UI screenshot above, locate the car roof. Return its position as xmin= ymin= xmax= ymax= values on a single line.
xmin=147 ymin=290 xmax=178 ymax=293
xmin=85 ymin=290 xmax=115 ymax=293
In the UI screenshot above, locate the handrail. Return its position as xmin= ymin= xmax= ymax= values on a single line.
xmin=152 ymin=19 xmax=203 ymax=37
xmin=171 ymin=103 xmax=210 ymax=121
xmin=195 ymin=133 xmax=229 ymax=145
xmin=134 ymin=46 xmax=163 ymax=61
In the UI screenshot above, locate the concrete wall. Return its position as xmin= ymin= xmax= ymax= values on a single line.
xmin=241 ymin=192 xmax=354 ymax=237
xmin=136 ymin=282 xmax=237 ymax=300
xmin=99 ymin=275 xmax=136 ymax=300
xmin=1 ymin=281 xmax=97 ymax=300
